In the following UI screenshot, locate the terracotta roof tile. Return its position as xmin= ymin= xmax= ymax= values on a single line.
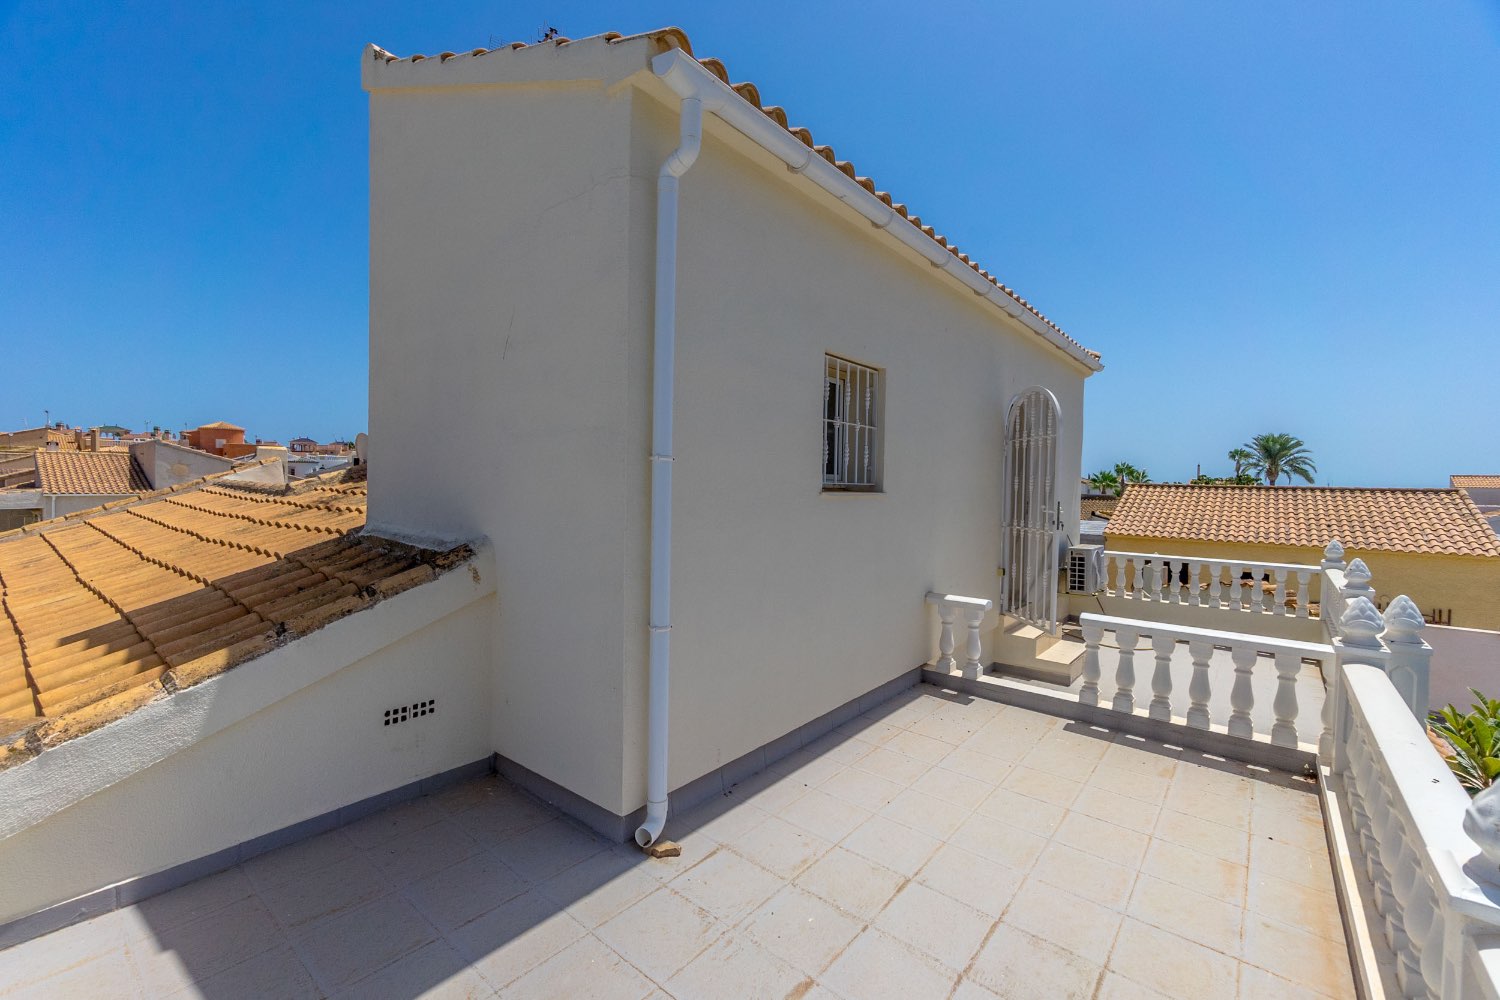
xmin=366 ymin=27 xmax=1100 ymax=365
xmin=1452 ymin=475 xmax=1500 ymax=489
xmin=1105 ymin=484 xmax=1500 ymax=558
xmin=1081 ymin=496 xmax=1117 ymax=519
xmin=0 ymin=470 xmax=468 ymax=759
xmin=33 ymin=451 xmax=149 ymax=495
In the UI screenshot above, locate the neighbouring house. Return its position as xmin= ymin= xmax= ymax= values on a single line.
xmin=0 ymin=426 xmax=75 ymax=451
xmin=289 ymin=436 xmax=318 ymax=454
xmin=1104 ymin=482 xmax=1500 ymax=628
xmin=1455 ymin=474 xmax=1500 ymax=517
xmin=181 ymin=420 xmax=247 ymax=456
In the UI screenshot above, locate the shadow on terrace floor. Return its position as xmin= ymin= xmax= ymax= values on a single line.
xmin=0 ymin=683 xmax=1355 ymax=999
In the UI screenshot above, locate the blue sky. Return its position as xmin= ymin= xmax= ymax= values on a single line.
xmin=3 ymin=2 xmax=1497 ymax=484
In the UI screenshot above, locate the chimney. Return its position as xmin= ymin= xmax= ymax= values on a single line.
xmin=88 ymin=429 xmax=100 ymax=452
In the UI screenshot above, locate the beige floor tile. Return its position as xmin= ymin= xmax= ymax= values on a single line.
xmin=911 ymin=765 xmax=993 ymax=810
xmin=880 ymin=788 xmax=972 ymax=839
xmin=974 ymin=786 xmax=1066 ymax=837
xmin=841 ymin=814 xmax=942 ymax=876
xmin=665 ymin=936 xmax=811 ymax=1000
xmin=1242 ymin=912 xmax=1356 ymax=997
xmin=722 ymin=814 xmax=832 ymax=881
xmin=820 ymin=927 xmax=958 ymax=1000
xmin=595 ymin=887 xmax=722 ymax=983
xmin=851 ymin=745 xmax=932 ymax=786
xmin=131 ymin=865 xmax=256 ymax=934
xmin=1163 ymin=783 xmax=1251 ymax=832
xmin=1141 ymin=838 xmax=1247 ymax=907
xmin=1248 ymin=837 xmax=1335 ymax=895
xmin=832 ymin=717 xmax=903 ymax=747
xmin=935 ymin=746 xmax=1012 ymax=784
xmin=731 ymin=768 xmax=815 ymax=814
xmin=1096 ymin=970 xmax=1174 ymax=999
xmin=448 ymin=889 xmax=588 ymax=990
xmin=967 ymin=924 xmax=1103 ymax=1000
xmin=1102 ymin=738 xmax=1181 ymax=779
xmin=1002 ymin=879 xmax=1122 ymax=965
xmin=1030 ymin=842 xmax=1137 ymax=910
xmin=296 ymin=894 xmax=438 ymax=993
xmin=885 ymin=729 xmax=956 ymax=764
xmin=949 ymin=813 xmax=1049 ymax=872
xmin=767 ymin=748 xmax=843 ymax=787
xmin=366 ymin=819 xmax=482 ymax=888
xmin=451 ymin=793 xmax=560 ymax=848
xmin=1108 ymin=917 xmax=1239 ymax=1000
xmin=742 ymin=885 xmax=862 ymax=977
xmin=803 ymin=730 xmax=876 ymax=765
xmin=427 ymin=774 xmax=513 ymax=815
xmin=536 ymin=848 xmax=662 ymax=929
xmin=342 ymin=797 xmax=448 ymax=849
xmin=489 ymin=817 xmax=609 ymax=882
xmin=1071 ymin=785 xmax=1162 ymax=835
xmin=1249 ymin=799 xmax=1328 ymax=854
xmin=1154 ymin=807 xmax=1251 ymax=865
xmin=1245 ymin=870 xmax=1344 ymax=944
xmin=1020 ymin=742 xmax=1102 ymax=783
xmin=909 ymin=707 xmax=984 ymax=746
xmin=669 ymin=847 xmax=784 ymax=924
xmin=673 ymin=796 xmax=769 ymax=846
xmin=952 ymin=977 xmax=1004 ymax=1000
xmin=404 ymin=849 xmax=530 ymax=932
xmin=916 ymin=843 xmax=1025 ymax=918
xmin=820 ymin=766 xmax=905 ymax=811
xmin=874 ymin=881 xmax=993 ymax=970
xmin=959 ymin=724 xmax=1037 ymax=764
xmin=259 ymin=850 xmax=391 ymax=929
xmin=1054 ymin=810 xmax=1150 ymax=869
xmin=1002 ymin=764 xmax=1084 ymax=809
xmin=1238 ymin=961 xmax=1348 ymax=999
xmin=11 ymin=948 xmax=143 ymax=1000
xmin=1127 ymin=873 xmax=1243 ymax=956
xmin=794 ymin=846 xmax=905 ymax=920
xmin=197 ymin=943 xmax=322 ymax=1000
xmin=130 ymin=894 xmax=286 ymax=995
xmin=337 ymin=939 xmax=494 ymax=999
xmin=779 ymin=788 xmax=873 ymax=843
xmin=499 ymin=934 xmax=652 ymax=1000
xmin=1092 ymin=764 xmax=1173 ymax=806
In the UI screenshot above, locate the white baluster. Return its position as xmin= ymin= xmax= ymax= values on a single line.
xmin=1149 ymin=634 xmax=1175 ymax=722
xmin=1080 ymin=620 xmax=1103 ymax=707
xmin=1227 ymin=644 xmax=1257 ymax=739
xmin=934 ymin=602 xmax=956 ymax=673
xmin=1105 ymin=554 xmax=1118 ymax=596
xmin=1249 ymin=571 xmax=1265 ymax=613
xmin=1186 ymin=638 xmax=1213 ymax=730
xmin=1131 ymin=558 xmax=1144 ymax=602
xmin=961 ymin=605 xmax=986 ymax=680
xmin=1188 ymin=560 xmax=1202 ymax=606
xmin=1146 ymin=560 xmax=1161 ymax=602
xmin=1295 ymin=569 xmax=1310 ymax=619
xmin=1272 ymin=568 xmax=1287 ymax=616
xmin=1227 ymin=564 xmax=1243 ymax=611
xmin=1113 ymin=626 xmax=1139 ymax=713
xmin=1271 ymin=650 xmax=1301 ymax=748
xmin=1171 ymin=562 xmax=1186 ymax=605
xmin=1208 ymin=561 xmax=1223 ymax=608
xmin=1318 ymin=659 xmax=1334 ymax=760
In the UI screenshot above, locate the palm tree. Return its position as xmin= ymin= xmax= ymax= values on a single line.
xmin=1241 ymin=433 xmax=1316 ymax=485
xmin=1228 ymin=447 xmax=1254 ymax=478
xmin=1113 ymin=462 xmax=1150 ymax=494
xmin=1086 ymin=469 xmax=1120 ymax=495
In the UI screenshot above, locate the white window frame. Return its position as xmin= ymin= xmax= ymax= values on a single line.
xmin=822 ymin=354 xmax=882 ymax=492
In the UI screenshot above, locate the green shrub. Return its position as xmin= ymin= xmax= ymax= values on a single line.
xmin=1429 ymin=690 xmax=1500 ymax=795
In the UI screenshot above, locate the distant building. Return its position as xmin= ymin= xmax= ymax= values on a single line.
xmin=181 ymin=421 xmax=247 ymax=456
xmin=289 ymin=437 xmax=318 ymax=454
xmin=0 ymin=426 xmax=76 ymax=451
xmin=1453 ymin=475 xmax=1500 ymax=515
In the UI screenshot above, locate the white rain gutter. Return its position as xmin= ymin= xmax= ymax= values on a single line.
xmin=637 ymin=47 xmax=1097 ymax=850
xmin=650 ymin=50 xmax=1102 ymax=374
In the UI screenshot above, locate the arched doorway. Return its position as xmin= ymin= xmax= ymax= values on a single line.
xmin=1000 ymin=386 xmax=1061 ymax=632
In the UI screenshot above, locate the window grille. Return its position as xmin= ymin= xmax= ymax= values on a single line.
xmin=823 ymin=354 xmax=881 ymax=491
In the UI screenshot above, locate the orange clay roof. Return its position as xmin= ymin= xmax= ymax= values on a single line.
xmin=367 ymin=27 xmax=1098 ymax=364
xmin=33 ymin=450 xmax=150 ymax=495
xmin=1452 ymin=475 xmax=1500 ymax=489
xmin=196 ymin=421 xmax=245 ymax=431
xmin=1081 ymin=496 xmax=1118 ymax=519
xmin=0 ymin=469 xmax=467 ymax=763
xmin=1105 ymin=483 xmax=1500 ymax=558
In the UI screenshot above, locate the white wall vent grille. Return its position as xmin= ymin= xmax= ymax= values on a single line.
xmin=384 ymin=699 xmax=436 ymax=727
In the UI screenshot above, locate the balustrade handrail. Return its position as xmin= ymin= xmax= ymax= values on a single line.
xmin=1079 ymin=613 xmax=1331 ymax=658
xmin=1103 ymin=550 xmax=1322 ymax=575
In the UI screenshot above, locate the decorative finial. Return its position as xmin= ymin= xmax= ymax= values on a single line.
xmin=1324 ymin=539 xmax=1344 ymax=561
xmin=1383 ymin=596 xmax=1426 ymax=644
xmin=1345 ymin=558 xmax=1372 ymax=587
xmin=1340 ymin=596 xmax=1385 ymax=649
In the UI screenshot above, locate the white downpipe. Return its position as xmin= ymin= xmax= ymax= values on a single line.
xmin=636 ymin=94 xmax=704 ymax=850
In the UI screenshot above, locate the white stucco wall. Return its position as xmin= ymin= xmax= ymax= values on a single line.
xmin=130 ymin=440 xmax=235 ymax=489
xmin=364 ymin=44 xmax=1095 ymax=818
xmin=1426 ymin=624 xmax=1500 ymax=711
xmin=0 ymin=573 xmax=494 ymax=925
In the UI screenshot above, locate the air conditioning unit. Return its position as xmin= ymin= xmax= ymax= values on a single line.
xmin=1067 ymin=544 xmax=1105 ymax=595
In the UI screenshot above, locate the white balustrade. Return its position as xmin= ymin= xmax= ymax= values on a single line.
xmin=1328 ymin=660 xmax=1500 ymax=999
xmin=1079 ymin=612 xmax=1329 ymax=748
xmin=1102 ymin=550 xmax=1321 ymax=618
xmin=925 ymin=592 xmax=994 ymax=680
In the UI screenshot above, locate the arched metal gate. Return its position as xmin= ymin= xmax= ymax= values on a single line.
xmin=1000 ymin=386 xmax=1061 ymax=633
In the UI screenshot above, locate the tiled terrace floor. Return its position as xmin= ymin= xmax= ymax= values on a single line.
xmin=0 ymin=683 xmax=1355 ymax=999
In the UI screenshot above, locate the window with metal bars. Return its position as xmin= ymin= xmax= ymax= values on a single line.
xmin=822 ymin=354 xmax=882 ymax=491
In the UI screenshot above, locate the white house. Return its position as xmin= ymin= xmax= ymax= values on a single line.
xmin=363 ymin=28 xmax=1101 ymax=843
